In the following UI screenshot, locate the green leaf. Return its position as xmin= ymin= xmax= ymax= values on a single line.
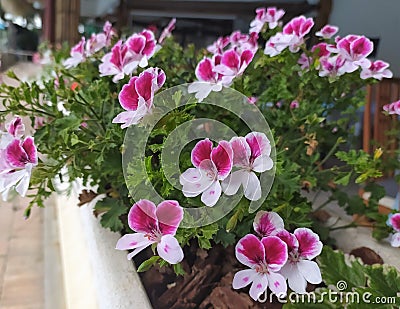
xmin=173 ymin=263 xmax=186 ymax=276
xmin=97 ymin=198 xmax=128 ymax=232
xmin=318 ymin=247 xmax=366 ymax=290
xmin=137 ymin=256 xmax=160 ymax=272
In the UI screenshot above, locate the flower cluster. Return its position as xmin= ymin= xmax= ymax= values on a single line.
xmin=63 ymin=21 xmax=116 ymax=69
xmin=233 ymin=211 xmax=323 ymax=300
xmin=116 ymin=199 xmax=184 ymax=264
xmin=388 ymin=213 xmax=400 ymax=247
xmin=188 ymin=31 xmax=257 ymax=101
xmin=383 ymin=100 xmax=400 ymax=116
xmin=99 ymin=29 xmax=158 ymax=83
xmin=0 ymin=117 xmax=38 ymax=200
xmin=113 ymin=67 xmax=166 ymax=128
xmin=249 ymin=7 xmax=285 ymax=33
xmin=263 ymin=14 xmax=393 ymax=81
xmin=180 ymin=132 xmax=273 ymax=206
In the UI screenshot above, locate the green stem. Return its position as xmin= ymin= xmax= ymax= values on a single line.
xmin=311 ymin=137 xmax=343 ymax=173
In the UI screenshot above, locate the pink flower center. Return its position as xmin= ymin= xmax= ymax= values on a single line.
xmin=255 ymin=263 xmax=269 ymax=274
xmin=146 ymin=229 xmax=163 ymax=242
xmin=288 ymin=250 xmax=300 ymax=263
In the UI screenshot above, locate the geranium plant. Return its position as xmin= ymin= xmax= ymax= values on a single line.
xmin=0 ymin=7 xmax=399 ymax=307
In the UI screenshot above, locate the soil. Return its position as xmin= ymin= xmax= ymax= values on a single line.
xmin=135 ymin=242 xmax=284 ymax=309
xmin=135 ymin=241 xmax=384 ymax=309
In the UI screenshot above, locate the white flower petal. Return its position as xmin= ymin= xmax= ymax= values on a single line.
xmin=201 ymin=181 xmax=222 ymax=207
xmin=243 ymin=171 xmax=261 ymax=201
xmin=157 ymin=234 xmax=184 ymax=264
xmin=221 ymin=170 xmax=246 ymax=196
xmin=232 ymin=269 xmax=257 ymax=289
xmin=298 ymin=260 xmax=322 ymax=284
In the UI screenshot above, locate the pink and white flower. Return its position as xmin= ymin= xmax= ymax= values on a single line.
xmin=103 ymin=21 xmax=117 ymax=46
xmin=113 ymin=67 xmax=166 ymax=128
xmin=315 ymin=25 xmax=338 ymax=39
xmin=253 ymin=211 xmax=285 ymax=237
xmin=214 ymin=48 xmax=255 ymax=84
xmin=222 ymin=132 xmax=273 ymax=201
xmin=115 ymin=199 xmax=184 ymax=264
xmin=360 ymin=60 xmax=393 ymax=80
xmin=207 ymin=36 xmax=230 ymax=54
xmin=333 ymin=35 xmax=374 ymax=72
xmin=63 ymin=37 xmax=86 ymax=69
xmin=276 ymin=228 xmax=323 ymax=294
xmin=159 ymin=18 xmax=176 ymax=44
xmin=250 ymin=7 xmax=285 ymax=33
xmin=85 ymin=33 xmax=107 ymax=56
xmin=188 ymin=55 xmax=224 ymax=101
xmin=389 ymin=213 xmax=400 ymax=247
xmin=229 ymin=31 xmax=259 ymax=53
xmin=180 ymin=139 xmax=233 ymax=207
xmin=99 ymin=40 xmax=135 ymax=82
xmin=264 ymin=32 xmax=296 ymax=57
xmin=125 ymin=30 xmax=157 ymax=68
xmin=0 ymin=131 xmax=38 ymax=200
xmin=383 ymin=100 xmax=400 ymax=116
xmin=318 ymin=55 xmax=347 ymax=78
xmin=233 ymin=234 xmax=288 ymax=300
xmin=282 ymin=16 xmax=314 ymax=53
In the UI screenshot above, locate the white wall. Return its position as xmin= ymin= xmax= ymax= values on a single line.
xmin=330 ymin=0 xmax=400 ymax=77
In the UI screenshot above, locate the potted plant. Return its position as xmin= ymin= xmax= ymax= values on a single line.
xmin=0 ymin=10 xmax=399 ymax=308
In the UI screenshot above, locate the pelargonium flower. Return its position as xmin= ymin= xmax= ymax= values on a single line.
xmin=85 ymin=32 xmax=107 ymax=56
xmin=253 ymin=211 xmax=285 ymax=238
xmin=383 ymin=100 xmax=400 ymax=116
xmin=207 ymin=36 xmax=230 ymax=54
xmin=264 ymin=32 xmax=296 ymax=57
xmin=315 ymin=25 xmax=338 ymax=39
xmin=360 ymin=60 xmax=393 ymax=80
xmin=115 ymin=199 xmax=184 ymax=264
xmin=180 ymin=139 xmax=233 ymax=207
xmin=99 ymin=40 xmax=136 ymax=83
xmin=158 ymin=18 xmax=176 ymax=44
xmin=333 ymin=35 xmax=374 ymax=72
xmin=222 ymin=132 xmax=273 ymax=201
xmin=63 ymin=37 xmax=86 ymax=69
xmin=188 ymin=55 xmax=224 ymax=102
xmin=103 ymin=21 xmax=117 ymax=46
xmin=0 ymin=116 xmax=25 ymax=152
xmin=250 ymin=7 xmax=285 ymax=33
xmin=318 ymin=55 xmax=347 ymax=78
xmin=0 ymin=135 xmax=38 ymax=200
xmin=113 ymin=67 xmax=166 ymax=128
xmin=276 ymin=228 xmax=323 ymax=294
xmin=213 ymin=48 xmax=255 ymax=85
xmin=233 ymin=234 xmax=288 ymax=300
xmin=125 ymin=30 xmax=157 ymax=68
xmin=229 ymin=31 xmax=259 ymax=52
xmin=388 ymin=213 xmax=400 ymax=247
xmin=282 ymin=16 xmax=314 ymax=52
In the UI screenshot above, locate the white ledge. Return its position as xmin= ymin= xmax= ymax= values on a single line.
xmin=55 ymin=189 xmax=152 ymax=309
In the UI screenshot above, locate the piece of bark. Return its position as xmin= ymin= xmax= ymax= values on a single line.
xmin=77 ymin=189 xmax=98 ymax=206
xmin=350 ymin=247 xmax=384 ymax=265
xmin=200 ymin=286 xmax=254 ymax=309
xmin=157 ymin=263 xmax=221 ymax=308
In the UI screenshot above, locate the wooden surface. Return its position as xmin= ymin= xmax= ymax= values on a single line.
xmin=363 ymin=79 xmax=400 ymax=156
